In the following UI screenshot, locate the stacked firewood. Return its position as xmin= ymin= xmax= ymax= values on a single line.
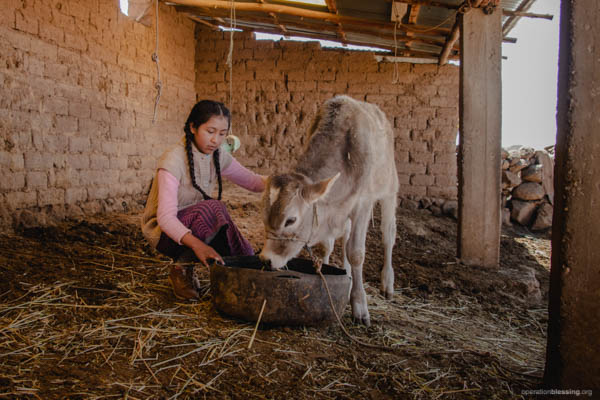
xmin=502 ymin=145 xmax=555 ymax=231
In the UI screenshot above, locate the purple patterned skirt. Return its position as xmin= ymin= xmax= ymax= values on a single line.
xmin=156 ymin=200 xmax=254 ymax=260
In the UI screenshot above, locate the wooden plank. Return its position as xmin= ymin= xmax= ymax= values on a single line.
xmin=408 ymin=5 xmax=420 ymax=24
xmin=502 ymin=9 xmax=553 ymax=20
xmin=545 ymin=0 xmax=600 ymax=389
xmin=457 ymin=7 xmax=502 ymax=268
xmin=186 ymin=14 xmax=220 ymax=30
xmin=391 ymin=2 xmax=408 ymax=22
xmin=502 ymin=0 xmax=535 ymax=36
xmin=325 ymin=0 xmax=337 ymax=14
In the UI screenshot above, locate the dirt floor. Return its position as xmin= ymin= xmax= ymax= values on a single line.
xmin=0 ymin=183 xmax=551 ymax=399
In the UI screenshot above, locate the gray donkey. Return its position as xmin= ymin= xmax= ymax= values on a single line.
xmin=259 ymin=95 xmax=399 ymax=326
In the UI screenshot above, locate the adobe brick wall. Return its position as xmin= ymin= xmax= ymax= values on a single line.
xmin=195 ymin=27 xmax=459 ymax=203
xmin=0 ymin=6 xmax=459 ymax=231
xmin=0 ymin=0 xmax=196 ymax=231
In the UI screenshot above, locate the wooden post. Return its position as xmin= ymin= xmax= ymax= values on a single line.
xmin=544 ymin=1 xmax=600 ymax=389
xmin=457 ymin=6 xmax=502 ymax=268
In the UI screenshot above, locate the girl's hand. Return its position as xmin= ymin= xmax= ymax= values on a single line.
xmin=191 ymin=242 xmax=224 ymax=267
xmin=181 ymin=232 xmax=224 ymax=267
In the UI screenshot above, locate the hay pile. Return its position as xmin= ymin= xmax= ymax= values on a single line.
xmin=0 ymin=190 xmax=549 ymax=399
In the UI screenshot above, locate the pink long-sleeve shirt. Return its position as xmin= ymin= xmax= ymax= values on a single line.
xmin=156 ymin=158 xmax=264 ymax=244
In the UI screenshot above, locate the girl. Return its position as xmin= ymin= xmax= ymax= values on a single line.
xmin=142 ymin=100 xmax=265 ymax=300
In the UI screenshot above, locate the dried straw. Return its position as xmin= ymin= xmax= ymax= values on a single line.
xmin=0 ymin=208 xmax=549 ymax=399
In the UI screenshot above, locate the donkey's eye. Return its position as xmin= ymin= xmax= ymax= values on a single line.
xmin=284 ymin=217 xmax=296 ymax=227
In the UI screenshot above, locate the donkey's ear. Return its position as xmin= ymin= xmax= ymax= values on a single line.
xmin=301 ymin=173 xmax=340 ymax=203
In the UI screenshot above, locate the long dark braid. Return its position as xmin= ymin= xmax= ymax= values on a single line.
xmin=214 ymin=148 xmax=223 ymax=200
xmin=183 ymin=100 xmax=230 ymax=201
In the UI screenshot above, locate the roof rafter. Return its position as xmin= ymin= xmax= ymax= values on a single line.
xmin=169 ymin=0 xmax=451 ymax=36
xmin=228 ymin=22 xmax=455 ymax=60
xmin=177 ymin=6 xmax=458 ymax=52
xmin=170 ymin=0 xmax=541 ymax=60
xmin=186 ymin=13 xmax=220 ymax=30
xmin=268 ymin=12 xmax=289 ymax=35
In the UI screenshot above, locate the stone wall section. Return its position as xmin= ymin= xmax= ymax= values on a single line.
xmin=195 ymin=28 xmax=459 ymax=203
xmin=0 ymin=0 xmax=196 ymax=230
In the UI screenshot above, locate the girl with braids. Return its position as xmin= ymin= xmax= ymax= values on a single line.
xmin=142 ymin=100 xmax=265 ymax=300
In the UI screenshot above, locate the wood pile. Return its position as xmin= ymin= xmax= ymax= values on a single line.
xmin=502 ymin=145 xmax=555 ymax=231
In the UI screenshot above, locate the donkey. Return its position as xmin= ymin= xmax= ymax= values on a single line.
xmin=259 ymin=95 xmax=399 ymax=326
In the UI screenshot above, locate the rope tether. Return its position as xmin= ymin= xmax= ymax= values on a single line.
xmin=151 ymin=0 xmax=162 ymax=124
xmin=226 ymin=0 xmax=236 ymax=134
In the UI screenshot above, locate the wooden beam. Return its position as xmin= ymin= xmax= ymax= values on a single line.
xmin=401 ymin=4 xmax=420 ymax=52
xmin=502 ymin=9 xmax=553 ymax=21
xmin=502 ymin=0 xmax=535 ymax=36
xmin=336 ymin=22 xmax=346 ymax=42
xmin=438 ymin=14 xmax=459 ymax=65
xmin=545 ymin=1 xmax=600 ymax=389
xmin=408 ymin=5 xmax=420 ymax=25
xmin=325 ymin=0 xmax=337 ymax=14
xmin=457 ymin=6 xmax=502 ymax=268
xmin=186 ymin=14 xmax=220 ymax=30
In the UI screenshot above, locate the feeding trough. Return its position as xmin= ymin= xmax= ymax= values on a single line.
xmin=210 ymin=255 xmax=351 ymax=326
